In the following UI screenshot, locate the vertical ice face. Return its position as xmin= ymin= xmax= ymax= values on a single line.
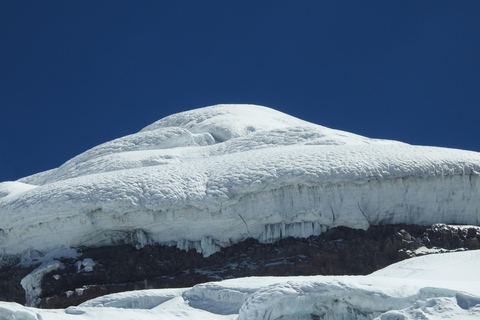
xmin=1 ymin=104 xmax=480 ymax=262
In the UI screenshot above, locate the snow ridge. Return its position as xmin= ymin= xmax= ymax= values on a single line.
xmin=1 ymin=104 xmax=480 ymax=263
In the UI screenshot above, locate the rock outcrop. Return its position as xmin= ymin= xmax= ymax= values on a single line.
xmin=1 ymin=223 xmax=478 ymax=308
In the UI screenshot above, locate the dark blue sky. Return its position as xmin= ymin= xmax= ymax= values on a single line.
xmin=1 ymin=1 xmax=480 ymax=182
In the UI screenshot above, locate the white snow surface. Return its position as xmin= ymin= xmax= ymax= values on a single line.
xmin=1 ymin=104 xmax=480 ymax=262
xmin=1 ymin=250 xmax=480 ymax=319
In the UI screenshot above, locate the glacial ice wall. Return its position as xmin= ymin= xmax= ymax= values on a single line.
xmin=1 ymin=104 xmax=480 ymax=262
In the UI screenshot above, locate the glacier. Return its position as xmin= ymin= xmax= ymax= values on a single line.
xmin=1 ymin=104 xmax=480 ymax=263
xmin=0 ymin=250 xmax=479 ymax=319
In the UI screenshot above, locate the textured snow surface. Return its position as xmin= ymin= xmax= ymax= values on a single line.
xmin=1 ymin=104 xmax=480 ymax=262
xmin=1 ymin=250 xmax=480 ymax=319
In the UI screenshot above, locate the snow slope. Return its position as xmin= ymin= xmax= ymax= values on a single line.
xmin=1 ymin=104 xmax=480 ymax=263
xmin=1 ymin=250 xmax=480 ymax=319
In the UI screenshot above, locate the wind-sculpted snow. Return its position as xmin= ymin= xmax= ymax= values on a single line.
xmin=1 ymin=250 xmax=480 ymax=319
xmin=79 ymin=288 xmax=187 ymax=309
xmin=1 ymin=104 xmax=480 ymax=263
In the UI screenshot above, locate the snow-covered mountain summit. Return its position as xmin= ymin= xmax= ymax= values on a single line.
xmin=1 ymin=104 xmax=480 ymax=263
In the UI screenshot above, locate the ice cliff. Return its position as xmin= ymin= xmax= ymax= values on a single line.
xmin=1 ymin=104 xmax=480 ymax=263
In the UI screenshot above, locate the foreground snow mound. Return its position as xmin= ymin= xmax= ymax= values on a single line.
xmin=237 ymin=251 xmax=480 ymax=320
xmin=0 ymin=250 xmax=479 ymax=319
xmin=1 ymin=104 xmax=480 ymax=262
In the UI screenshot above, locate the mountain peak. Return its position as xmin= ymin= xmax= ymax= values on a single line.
xmin=1 ymin=105 xmax=480 ymax=264
xmin=140 ymin=104 xmax=310 ymax=139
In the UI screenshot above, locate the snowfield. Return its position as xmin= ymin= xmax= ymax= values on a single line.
xmin=0 ymin=250 xmax=479 ymax=319
xmin=1 ymin=104 xmax=480 ymax=262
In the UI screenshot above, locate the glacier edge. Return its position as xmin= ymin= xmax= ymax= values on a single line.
xmin=2 ymin=104 xmax=480 ymax=263
xmin=1 ymin=172 xmax=479 ymax=262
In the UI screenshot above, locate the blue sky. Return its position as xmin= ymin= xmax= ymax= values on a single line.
xmin=1 ymin=1 xmax=480 ymax=182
